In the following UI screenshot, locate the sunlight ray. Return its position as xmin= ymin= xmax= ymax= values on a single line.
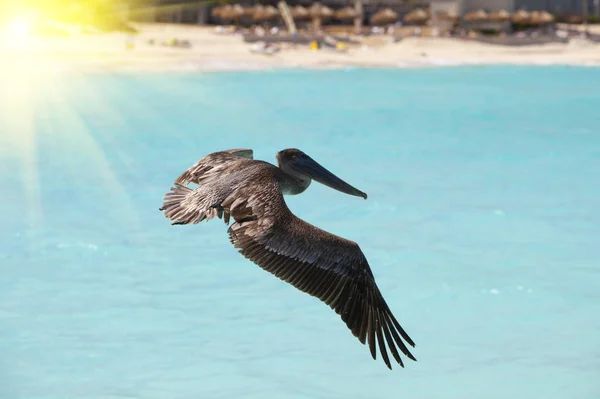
xmin=67 ymin=74 xmax=142 ymax=180
xmin=0 ymin=72 xmax=44 ymax=249
xmin=43 ymin=75 xmax=145 ymax=248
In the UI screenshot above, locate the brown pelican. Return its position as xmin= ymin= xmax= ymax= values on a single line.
xmin=160 ymin=148 xmax=416 ymax=369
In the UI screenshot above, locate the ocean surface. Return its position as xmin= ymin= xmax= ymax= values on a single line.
xmin=1 ymin=66 xmax=599 ymax=399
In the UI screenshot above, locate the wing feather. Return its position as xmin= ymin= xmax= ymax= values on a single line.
xmin=161 ymin=149 xmax=255 ymax=225
xmin=222 ymin=175 xmax=416 ymax=369
xmin=175 ymin=148 xmax=254 ymax=185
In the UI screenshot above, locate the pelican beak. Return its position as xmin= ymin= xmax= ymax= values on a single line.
xmin=300 ymin=156 xmax=368 ymax=200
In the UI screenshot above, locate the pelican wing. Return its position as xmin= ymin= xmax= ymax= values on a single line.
xmin=175 ymin=148 xmax=254 ymax=185
xmin=222 ymin=175 xmax=416 ymax=369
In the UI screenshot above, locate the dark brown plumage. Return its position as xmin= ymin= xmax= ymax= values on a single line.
xmin=160 ymin=148 xmax=416 ymax=369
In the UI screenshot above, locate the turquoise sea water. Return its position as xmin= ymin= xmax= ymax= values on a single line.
xmin=1 ymin=66 xmax=599 ymax=399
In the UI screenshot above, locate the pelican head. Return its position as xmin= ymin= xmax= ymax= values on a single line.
xmin=277 ymin=148 xmax=368 ymax=199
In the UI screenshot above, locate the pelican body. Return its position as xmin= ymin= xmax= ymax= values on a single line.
xmin=160 ymin=148 xmax=416 ymax=369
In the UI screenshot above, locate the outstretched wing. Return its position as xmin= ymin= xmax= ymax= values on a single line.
xmin=175 ymin=148 xmax=254 ymax=185
xmin=221 ymin=175 xmax=416 ymax=370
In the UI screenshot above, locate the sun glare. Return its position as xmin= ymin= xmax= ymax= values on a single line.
xmin=1 ymin=15 xmax=36 ymax=50
xmin=6 ymin=18 xmax=31 ymax=39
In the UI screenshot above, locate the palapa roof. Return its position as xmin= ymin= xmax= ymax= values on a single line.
xmin=511 ymin=9 xmax=531 ymax=23
xmin=487 ymin=10 xmax=510 ymax=21
xmin=211 ymin=5 xmax=227 ymax=18
xmin=309 ymin=3 xmax=334 ymax=19
xmin=218 ymin=4 xmax=245 ymax=20
xmin=252 ymin=5 xmax=280 ymax=21
xmin=530 ymin=10 xmax=554 ymax=24
xmin=435 ymin=10 xmax=458 ymax=21
xmin=370 ymin=8 xmax=399 ymax=25
xmin=247 ymin=4 xmax=262 ymax=18
xmin=463 ymin=9 xmax=488 ymax=21
xmin=334 ymin=6 xmax=358 ymax=21
xmin=291 ymin=5 xmax=310 ymax=20
xmin=241 ymin=5 xmax=254 ymax=17
xmin=403 ymin=8 xmax=429 ymax=24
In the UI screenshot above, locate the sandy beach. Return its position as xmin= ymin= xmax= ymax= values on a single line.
xmin=2 ymin=22 xmax=600 ymax=73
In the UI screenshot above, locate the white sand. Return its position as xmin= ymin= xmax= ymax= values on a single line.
xmin=1 ymin=23 xmax=600 ymax=73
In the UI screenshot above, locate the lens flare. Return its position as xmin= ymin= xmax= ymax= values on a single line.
xmin=2 ymin=16 xmax=34 ymax=49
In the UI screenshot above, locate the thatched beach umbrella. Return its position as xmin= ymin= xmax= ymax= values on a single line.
xmin=528 ymin=10 xmax=541 ymax=24
xmin=511 ymin=10 xmax=531 ymax=24
xmin=370 ymin=8 xmax=399 ymax=26
xmin=232 ymin=4 xmax=245 ymax=17
xmin=242 ymin=5 xmax=256 ymax=18
xmin=309 ymin=3 xmax=333 ymax=31
xmin=309 ymin=3 xmax=334 ymax=20
xmin=211 ymin=5 xmax=225 ymax=19
xmin=265 ymin=5 xmax=280 ymax=20
xmin=308 ymin=2 xmax=333 ymax=19
xmin=487 ymin=10 xmax=510 ymax=21
xmin=219 ymin=4 xmax=245 ymax=24
xmin=291 ymin=5 xmax=310 ymax=21
xmin=541 ymin=11 xmax=555 ymax=23
xmin=530 ymin=10 xmax=554 ymax=24
xmin=403 ymin=8 xmax=429 ymax=25
xmin=435 ymin=10 xmax=458 ymax=21
xmin=251 ymin=5 xmax=265 ymax=21
xmin=253 ymin=5 xmax=280 ymax=23
xmin=334 ymin=6 xmax=358 ymax=22
xmin=463 ymin=9 xmax=488 ymax=22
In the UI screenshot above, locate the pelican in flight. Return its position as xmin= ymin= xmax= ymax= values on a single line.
xmin=160 ymin=148 xmax=416 ymax=369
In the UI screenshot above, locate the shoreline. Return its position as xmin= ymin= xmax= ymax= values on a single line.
xmin=2 ymin=23 xmax=600 ymax=73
